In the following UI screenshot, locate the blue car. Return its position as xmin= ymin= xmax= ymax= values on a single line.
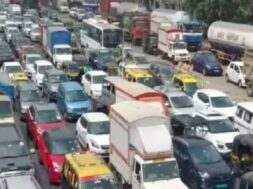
xmin=192 ymin=51 xmax=223 ymax=76
xmin=56 ymin=81 xmax=92 ymax=120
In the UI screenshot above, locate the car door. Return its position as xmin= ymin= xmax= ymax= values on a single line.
xmin=227 ymin=63 xmax=235 ymax=82
xmin=233 ymin=65 xmax=240 ymax=83
xmin=82 ymin=73 xmax=91 ymax=96
xmin=57 ymin=87 xmax=65 ymax=114
xmin=27 ymin=106 xmax=36 ymax=136
xmin=77 ymin=116 xmax=88 ymax=147
xmin=38 ymin=133 xmax=49 ymax=167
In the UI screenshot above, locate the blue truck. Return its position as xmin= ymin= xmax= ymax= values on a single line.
xmin=0 ymin=73 xmax=15 ymax=101
xmin=42 ymin=26 xmax=72 ymax=68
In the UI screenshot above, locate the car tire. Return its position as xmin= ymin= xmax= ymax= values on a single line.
xmin=225 ymin=74 xmax=229 ymax=82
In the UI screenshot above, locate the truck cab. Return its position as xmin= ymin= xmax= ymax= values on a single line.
xmin=53 ymin=44 xmax=72 ymax=69
xmin=167 ymin=41 xmax=190 ymax=62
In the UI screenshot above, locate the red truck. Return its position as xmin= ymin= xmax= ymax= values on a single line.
xmin=100 ymin=0 xmax=120 ymax=16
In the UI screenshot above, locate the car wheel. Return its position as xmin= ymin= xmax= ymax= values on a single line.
xmin=189 ymin=179 xmax=198 ymax=189
xmin=202 ymin=68 xmax=206 ymax=76
xmin=238 ymin=80 xmax=243 ymax=88
xmin=225 ymin=74 xmax=229 ymax=82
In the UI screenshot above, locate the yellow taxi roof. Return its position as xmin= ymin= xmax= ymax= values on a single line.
xmin=126 ymin=68 xmax=152 ymax=78
xmin=174 ymin=73 xmax=198 ymax=83
xmin=65 ymin=152 xmax=112 ymax=179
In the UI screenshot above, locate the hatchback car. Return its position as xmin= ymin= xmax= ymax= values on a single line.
xmin=37 ymin=128 xmax=81 ymax=184
xmin=173 ymin=136 xmax=234 ymax=189
xmin=0 ymin=61 xmax=23 ymax=78
xmin=225 ymin=61 xmax=246 ymax=88
xmin=124 ymin=52 xmax=150 ymax=70
xmin=26 ymin=103 xmax=66 ymax=147
xmin=57 ymin=82 xmax=92 ymax=120
xmin=192 ymin=51 xmax=223 ymax=76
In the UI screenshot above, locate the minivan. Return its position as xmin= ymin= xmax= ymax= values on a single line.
xmin=173 ymin=136 xmax=234 ymax=189
xmin=56 ymin=81 xmax=92 ymax=120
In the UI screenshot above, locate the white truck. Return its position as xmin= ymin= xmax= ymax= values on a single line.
xmin=158 ymin=25 xmax=190 ymax=62
xmin=109 ymin=101 xmax=188 ymax=189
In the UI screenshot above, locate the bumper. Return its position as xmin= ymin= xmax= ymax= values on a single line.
xmin=199 ymin=178 xmax=234 ymax=189
xmin=49 ymin=168 xmax=61 ymax=184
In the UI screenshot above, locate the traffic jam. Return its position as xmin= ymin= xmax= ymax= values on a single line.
xmin=0 ymin=0 xmax=252 ymax=189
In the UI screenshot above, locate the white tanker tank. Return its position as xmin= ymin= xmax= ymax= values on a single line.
xmin=207 ymin=21 xmax=253 ymax=61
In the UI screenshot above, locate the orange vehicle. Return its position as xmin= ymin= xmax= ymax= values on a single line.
xmin=94 ymin=76 xmax=169 ymax=116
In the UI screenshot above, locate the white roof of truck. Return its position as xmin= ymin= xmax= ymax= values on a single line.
xmin=111 ymin=101 xmax=166 ymax=123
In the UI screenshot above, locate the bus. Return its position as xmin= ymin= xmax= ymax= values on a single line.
xmin=80 ymin=16 xmax=123 ymax=50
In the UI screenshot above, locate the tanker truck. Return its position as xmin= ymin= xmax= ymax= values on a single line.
xmin=109 ymin=101 xmax=188 ymax=189
xmin=207 ymin=21 xmax=253 ymax=64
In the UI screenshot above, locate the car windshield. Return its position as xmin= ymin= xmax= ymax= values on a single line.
xmin=81 ymin=178 xmax=116 ymax=189
xmin=92 ymin=75 xmax=106 ymax=84
xmin=56 ymin=48 xmax=71 ymax=55
xmin=174 ymin=43 xmax=186 ymax=49
xmin=207 ymin=119 xmax=237 ymax=133
xmin=143 ymin=160 xmax=180 ymax=182
xmin=138 ymin=77 xmax=155 ymax=88
xmin=0 ymin=141 xmax=29 ymax=158
xmin=49 ymin=74 xmax=67 ymax=83
xmin=211 ymin=96 xmax=234 ymax=108
xmin=65 ymin=90 xmax=88 ymax=102
xmin=183 ymin=24 xmax=202 ymax=33
xmin=87 ymin=121 xmax=109 ymax=135
xmin=189 ymin=144 xmax=221 ymax=164
xmin=240 ymin=66 xmax=243 ymax=71
xmin=203 ymin=53 xmax=218 ymax=65
xmin=99 ymin=52 xmax=114 ymax=64
xmin=27 ymin=56 xmax=41 ymax=64
xmin=38 ymin=65 xmax=53 ymax=74
xmin=6 ymin=66 xmax=22 ymax=73
xmin=0 ymin=101 xmax=12 ymax=118
xmin=20 ymin=89 xmax=41 ymax=102
xmin=36 ymin=109 xmax=62 ymax=124
xmin=32 ymin=27 xmax=39 ymax=33
xmin=50 ymin=139 xmax=81 ymax=155
xmin=135 ymin=20 xmax=149 ymax=29
xmin=135 ymin=56 xmax=148 ymax=65
xmin=170 ymin=95 xmax=193 ymax=108
xmin=103 ymin=29 xmax=123 ymax=48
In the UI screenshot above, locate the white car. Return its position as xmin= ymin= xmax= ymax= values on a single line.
xmin=192 ymin=89 xmax=236 ymax=120
xmin=193 ymin=109 xmax=240 ymax=155
xmin=76 ymin=112 xmax=110 ymax=157
xmin=24 ymin=54 xmax=42 ymax=78
xmin=69 ymin=7 xmax=78 ymax=17
xmin=30 ymin=24 xmax=40 ymax=42
xmin=225 ymin=61 xmax=246 ymax=88
xmin=0 ymin=61 xmax=23 ymax=78
xmin=4 ymin=26 xmax=18 ymax=42
xmin=75 ymin=8 xmax=86 ymax=21
xmin=82 ymin=71 xmax=108 ymax=98
xmin=32 ymin=60 xmax=54 ymax=87
xmin=22 ymin=21 xmax=33 ymax=37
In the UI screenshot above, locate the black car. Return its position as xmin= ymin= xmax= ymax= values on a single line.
xmin=0 ymin=43 xmax=15 ymax=65
xmin=173 ymin=136 xmax=234 ymax=189
xmin=11 ymin=36 xmax=31 ymax=57
xmin=0 ymin=123 xmax=34 ymax=177
xmin=149 ymin=61 xmax=176 ymax=86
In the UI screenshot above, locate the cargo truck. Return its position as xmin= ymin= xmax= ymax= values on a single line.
xmin=120 ymin=12 xmax=150 ymax=45
xmin=42 ymin=26 xmax=72 ymax=68
xmin=158 ymin=26 xmax=190 ymax=63
xmin=208 ymin=21 xmax=253 ymax=64
xmin=109 ymin=101 xmax=188 ymax=189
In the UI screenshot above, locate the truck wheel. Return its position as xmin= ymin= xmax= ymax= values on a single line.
xmin=247 ymin=82 xmax=253 ymax=97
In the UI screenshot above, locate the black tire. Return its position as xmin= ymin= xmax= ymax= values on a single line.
xmin=247 ymin=81 xmax=253 ymax=97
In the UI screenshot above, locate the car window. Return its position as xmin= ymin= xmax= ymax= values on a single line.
xmin=197 ymin=92 xmax=209 ymax=103
xmin=229 ymin=63 xmax=234 ymax=69
xmin=80 ymin=117 xmax=87 ymax=128
xmin=236 ymin=106 xmax=244 ymax=118
xmin=243 ymin=110 xmax=252 ymax=123
xmin=85 ymin=74 xmax=91 ymax=82
xmin=234 ymin=65 xmax=240 ymax=73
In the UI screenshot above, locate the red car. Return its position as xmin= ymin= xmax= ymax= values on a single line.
xmin=37 ymin=127 xmax=81 ymax=184
xmin=26 ymin=103 xmax=66 ymax=147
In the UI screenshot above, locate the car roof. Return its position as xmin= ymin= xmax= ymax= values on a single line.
xmin=60 ymin=81 xmax=82 ymax=91
xmin=82 ymin=112 xmax=109 ymax=122
xmin=3 ymin=61 xmax=20 ymax=66
xmin=196 ymin=89 xmax=227 ymax=97
xmin=87 ymin=70 xmax=107 ymax=76
xmin=46 ymin=128 xmax=75 ymax=141
xmin=230 ymin=61 xmax=243 ymax=66
xmin=0 ymin=126 xmax=21 ymax=142
xmin=46 ymin=69 xmax=64 ymax=75
xmin=35 ymin=60 xmax=52 ymax=65
xmin=33 ymin=103 xmax=57 ymax=111
xmin=237 ymin=102 xmax=253 ymax=113
xmin=18 ymin=82 xmax=38 ymax=91
xmin=129 ymin=52 xmax=146 ymax=57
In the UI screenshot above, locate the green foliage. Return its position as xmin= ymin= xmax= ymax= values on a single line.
xmin=184 ymin=0 xmax=252 ymax=26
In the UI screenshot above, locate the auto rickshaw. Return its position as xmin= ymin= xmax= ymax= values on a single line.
xmin=231 ymin=134 xmax=253 ymax=176
xmin=171 ymin=114 xmax=203 ymax=137
xmin=239 ymin=172 xmax=253 ymax=189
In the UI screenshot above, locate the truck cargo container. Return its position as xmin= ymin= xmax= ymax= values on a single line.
xmin=42 ymin=26 xmax=72 ymax=68
xmin=109 ymin=101 xmax=188 ymax=189
xmin=208 ymin=21 xmax=253 ymax=63
xmin=99 ymin=0 xmax=120 ymax=17
xmin=158 ymin=26 xmax=190 ymax=62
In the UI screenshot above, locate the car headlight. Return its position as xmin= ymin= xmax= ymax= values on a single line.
xmin=90 ymin=140 xmax=100 ymax=149
xmin=199 ymin=172 xmax=210 ymax=179
xmin=216 ymin=141 xmax=225 ymax=149
xmin=52 ymin=162 xmax=61 ymax=173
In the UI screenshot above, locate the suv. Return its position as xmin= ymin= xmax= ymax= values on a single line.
xmin=173 ymin=136 xmax=234 ymax=189
xmin=193 ymin=109 xmax=239 ymax=156
xmin=0 ymin=124 xmax=34 ymax=177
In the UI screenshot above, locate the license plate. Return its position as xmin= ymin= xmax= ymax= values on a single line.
xmin=216 ymin=183 xmax=228 ymax=189
xmin=214 ymin=70 xmax=219 ymax=72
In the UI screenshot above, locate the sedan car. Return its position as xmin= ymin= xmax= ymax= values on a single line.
xmin=192 ymin=89 xmax=236 ymax=120
xmin=149 ymin=61 xmax=176 ymax=86
xmin=42 ymin=69 xmax=68 ymax=102
xmin=192 ymin=51 xmax=223 ymax=76
xmin=15 ymin=82 xmax=42 ymax=119
xmin=26 ymin=103 xmax=66 ymax=147
xmin=37 ymin=128 xmax=81 ymax=184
